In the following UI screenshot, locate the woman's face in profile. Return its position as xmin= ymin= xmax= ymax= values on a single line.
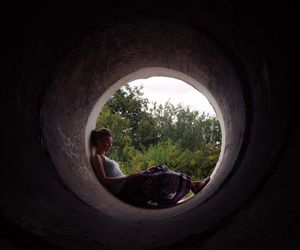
xmin=101 ymin=136 xmax=113 ymax=154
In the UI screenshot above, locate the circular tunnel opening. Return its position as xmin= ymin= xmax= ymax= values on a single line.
xmin=90 ymin=74 xmax=223 ymax=208
xmin=2 ymin=3 xmax=297 ymax=249
xmin=40 ymin=16 xmax=248 ymax=248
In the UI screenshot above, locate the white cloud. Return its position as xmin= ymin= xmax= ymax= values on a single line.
xmin=127 ymin=77 xmax=216 ymax=116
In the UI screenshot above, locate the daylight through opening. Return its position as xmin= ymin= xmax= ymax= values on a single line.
xmin=91 ymin=75 xmax=223 ymax=207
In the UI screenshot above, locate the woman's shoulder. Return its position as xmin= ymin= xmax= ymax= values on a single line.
xmin=91 ymin=154 xmax=105 ymax=163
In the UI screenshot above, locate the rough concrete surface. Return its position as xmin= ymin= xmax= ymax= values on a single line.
xmin=0 ymin=1 xmax=299 ymax=249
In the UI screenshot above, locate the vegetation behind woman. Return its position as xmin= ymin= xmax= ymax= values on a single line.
xmin=96 ymin=84 xmax=221 ymax=181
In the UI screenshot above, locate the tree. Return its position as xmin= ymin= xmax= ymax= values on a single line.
xmin=96 ymin=83 xmax=222 ymax=180
xmin=96 ymin=104 xmax=134 ymax=169
xmin=106 ymin=84 xmax=159 ymax=150
xmin=151 ymin=102 xmax=220 ymax=152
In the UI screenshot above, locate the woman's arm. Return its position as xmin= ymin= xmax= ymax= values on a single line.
xmin=91 ymin=155 xmax=127 ymax=185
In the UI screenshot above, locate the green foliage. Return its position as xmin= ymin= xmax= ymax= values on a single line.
xmin=105 ymin=85 xmax=158 ymax=150
xmin=96 ymin=104 xmax=132 ymax=166
xmin=96 ymin=83 xmax=221 ymax=180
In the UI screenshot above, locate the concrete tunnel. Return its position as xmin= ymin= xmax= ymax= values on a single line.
xmin=0 ymin=1 xmax=299 ymax=249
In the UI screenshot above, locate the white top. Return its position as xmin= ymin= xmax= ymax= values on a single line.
xmin=103 ymin=156 xmax=125 ymax=194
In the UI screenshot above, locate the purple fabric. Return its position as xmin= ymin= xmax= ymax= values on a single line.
xmin=118 ymin=165 xmax=192 ymax=208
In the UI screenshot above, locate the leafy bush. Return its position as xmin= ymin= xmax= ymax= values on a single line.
xmin=96 ymin=84 xmax=221 ymax=180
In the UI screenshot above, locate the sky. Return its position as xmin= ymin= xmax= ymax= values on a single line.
xmin=127 ymin=76 xmax=216 ymax=116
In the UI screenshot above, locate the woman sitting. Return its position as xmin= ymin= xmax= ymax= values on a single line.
xmin=90 ymin=128 xmax=210 ymax=208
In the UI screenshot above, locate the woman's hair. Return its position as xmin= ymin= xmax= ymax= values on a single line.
xmin=90 ymin=128 xmax=112 ymax=147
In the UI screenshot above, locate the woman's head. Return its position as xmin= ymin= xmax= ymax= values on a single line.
xmin=91 ymin=128 xmax=113 ymax=153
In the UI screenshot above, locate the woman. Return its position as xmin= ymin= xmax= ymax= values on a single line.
xmin=90 ymin=128 xmax=210 ymax=207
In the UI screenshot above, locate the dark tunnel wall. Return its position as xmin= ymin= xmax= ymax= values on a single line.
xmin=0 ymin=1 xmax=299 ymax=249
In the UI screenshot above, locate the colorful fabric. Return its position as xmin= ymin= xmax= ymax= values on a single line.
xmin=118 ymin=165 xmax=192 ymax=208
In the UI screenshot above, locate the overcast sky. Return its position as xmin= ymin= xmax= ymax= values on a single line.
xmin=127 ymin=76 xmax=216 ymax=116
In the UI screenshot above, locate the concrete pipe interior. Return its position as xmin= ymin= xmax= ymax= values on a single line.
xmin=41 ymin=17 xmax=246 ymax=247
xmin=1 ymin=2 xmax=298 ymax=250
